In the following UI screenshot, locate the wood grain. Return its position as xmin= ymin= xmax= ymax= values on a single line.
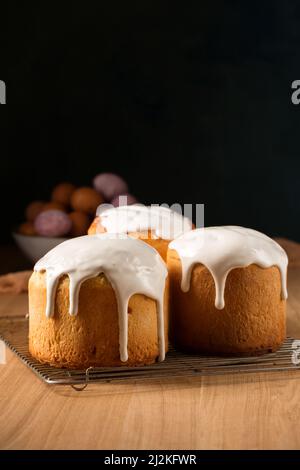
xmin=0 ymin=270 xmax=300 ymax=450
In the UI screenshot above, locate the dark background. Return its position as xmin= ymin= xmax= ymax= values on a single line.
xmin=1 ymin=1 xmax=300 ymax=244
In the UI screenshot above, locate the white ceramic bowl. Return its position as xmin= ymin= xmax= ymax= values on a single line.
xmin=12 ymin=232 xmax=68 ymax=264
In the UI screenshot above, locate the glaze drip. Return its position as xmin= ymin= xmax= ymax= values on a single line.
xmin=34 ymin=234 xmax=168 ymax=362
xmin=169 ymin=226 xmax=288 ymax=309
xmin=96 ymin=204 xmax=192 ymax=240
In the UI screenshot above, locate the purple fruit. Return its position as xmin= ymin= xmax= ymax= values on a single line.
xmin=111 ymin=194 xmax=138 ymax=207
xmin=93 ymin=173 xmax=128 ymax=201
xmin=34 ymin=210 xmax=72 ymax=237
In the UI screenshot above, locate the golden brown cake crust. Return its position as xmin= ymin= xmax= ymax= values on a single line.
xmin=167 ymin=249 xmax=286 ymax=355
xmin=88 ymin=216 xmax=170 ymax=260
xmin=29 ymin=272 xmax=169 ymax=368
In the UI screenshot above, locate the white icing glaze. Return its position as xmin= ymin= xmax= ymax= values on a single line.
xmin=169 ymin=226 xmax=288 ymax=310
xmin=34 ymin=234 xmax=168 ymax=362
xmin=96 ymin=204 xmax=193 ymax=240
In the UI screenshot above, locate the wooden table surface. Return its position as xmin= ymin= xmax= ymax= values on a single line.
xmin=1 ymin=260 xmax=300 ymax=449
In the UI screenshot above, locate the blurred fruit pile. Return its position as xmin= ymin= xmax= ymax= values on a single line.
xmin=18 ymin=173 xmax=137 ymax=238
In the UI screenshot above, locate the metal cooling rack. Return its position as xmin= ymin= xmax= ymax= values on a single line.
xmin=0 ymin=316 xmax=300 ymax=389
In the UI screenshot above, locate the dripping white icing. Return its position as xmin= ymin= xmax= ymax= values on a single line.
xmin=96 ymin=204 xmax=193 ymax=240
xmin=34 ymin=234 xmax=168 ymax=362
xmin=169 ymin=226 xmax=288 ymax=310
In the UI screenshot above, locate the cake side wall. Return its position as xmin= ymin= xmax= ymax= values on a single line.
xmin=29 ymin=271 xmax=169 ymax=368
xmin=167 ymin=249 xmax=286 ymax=355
